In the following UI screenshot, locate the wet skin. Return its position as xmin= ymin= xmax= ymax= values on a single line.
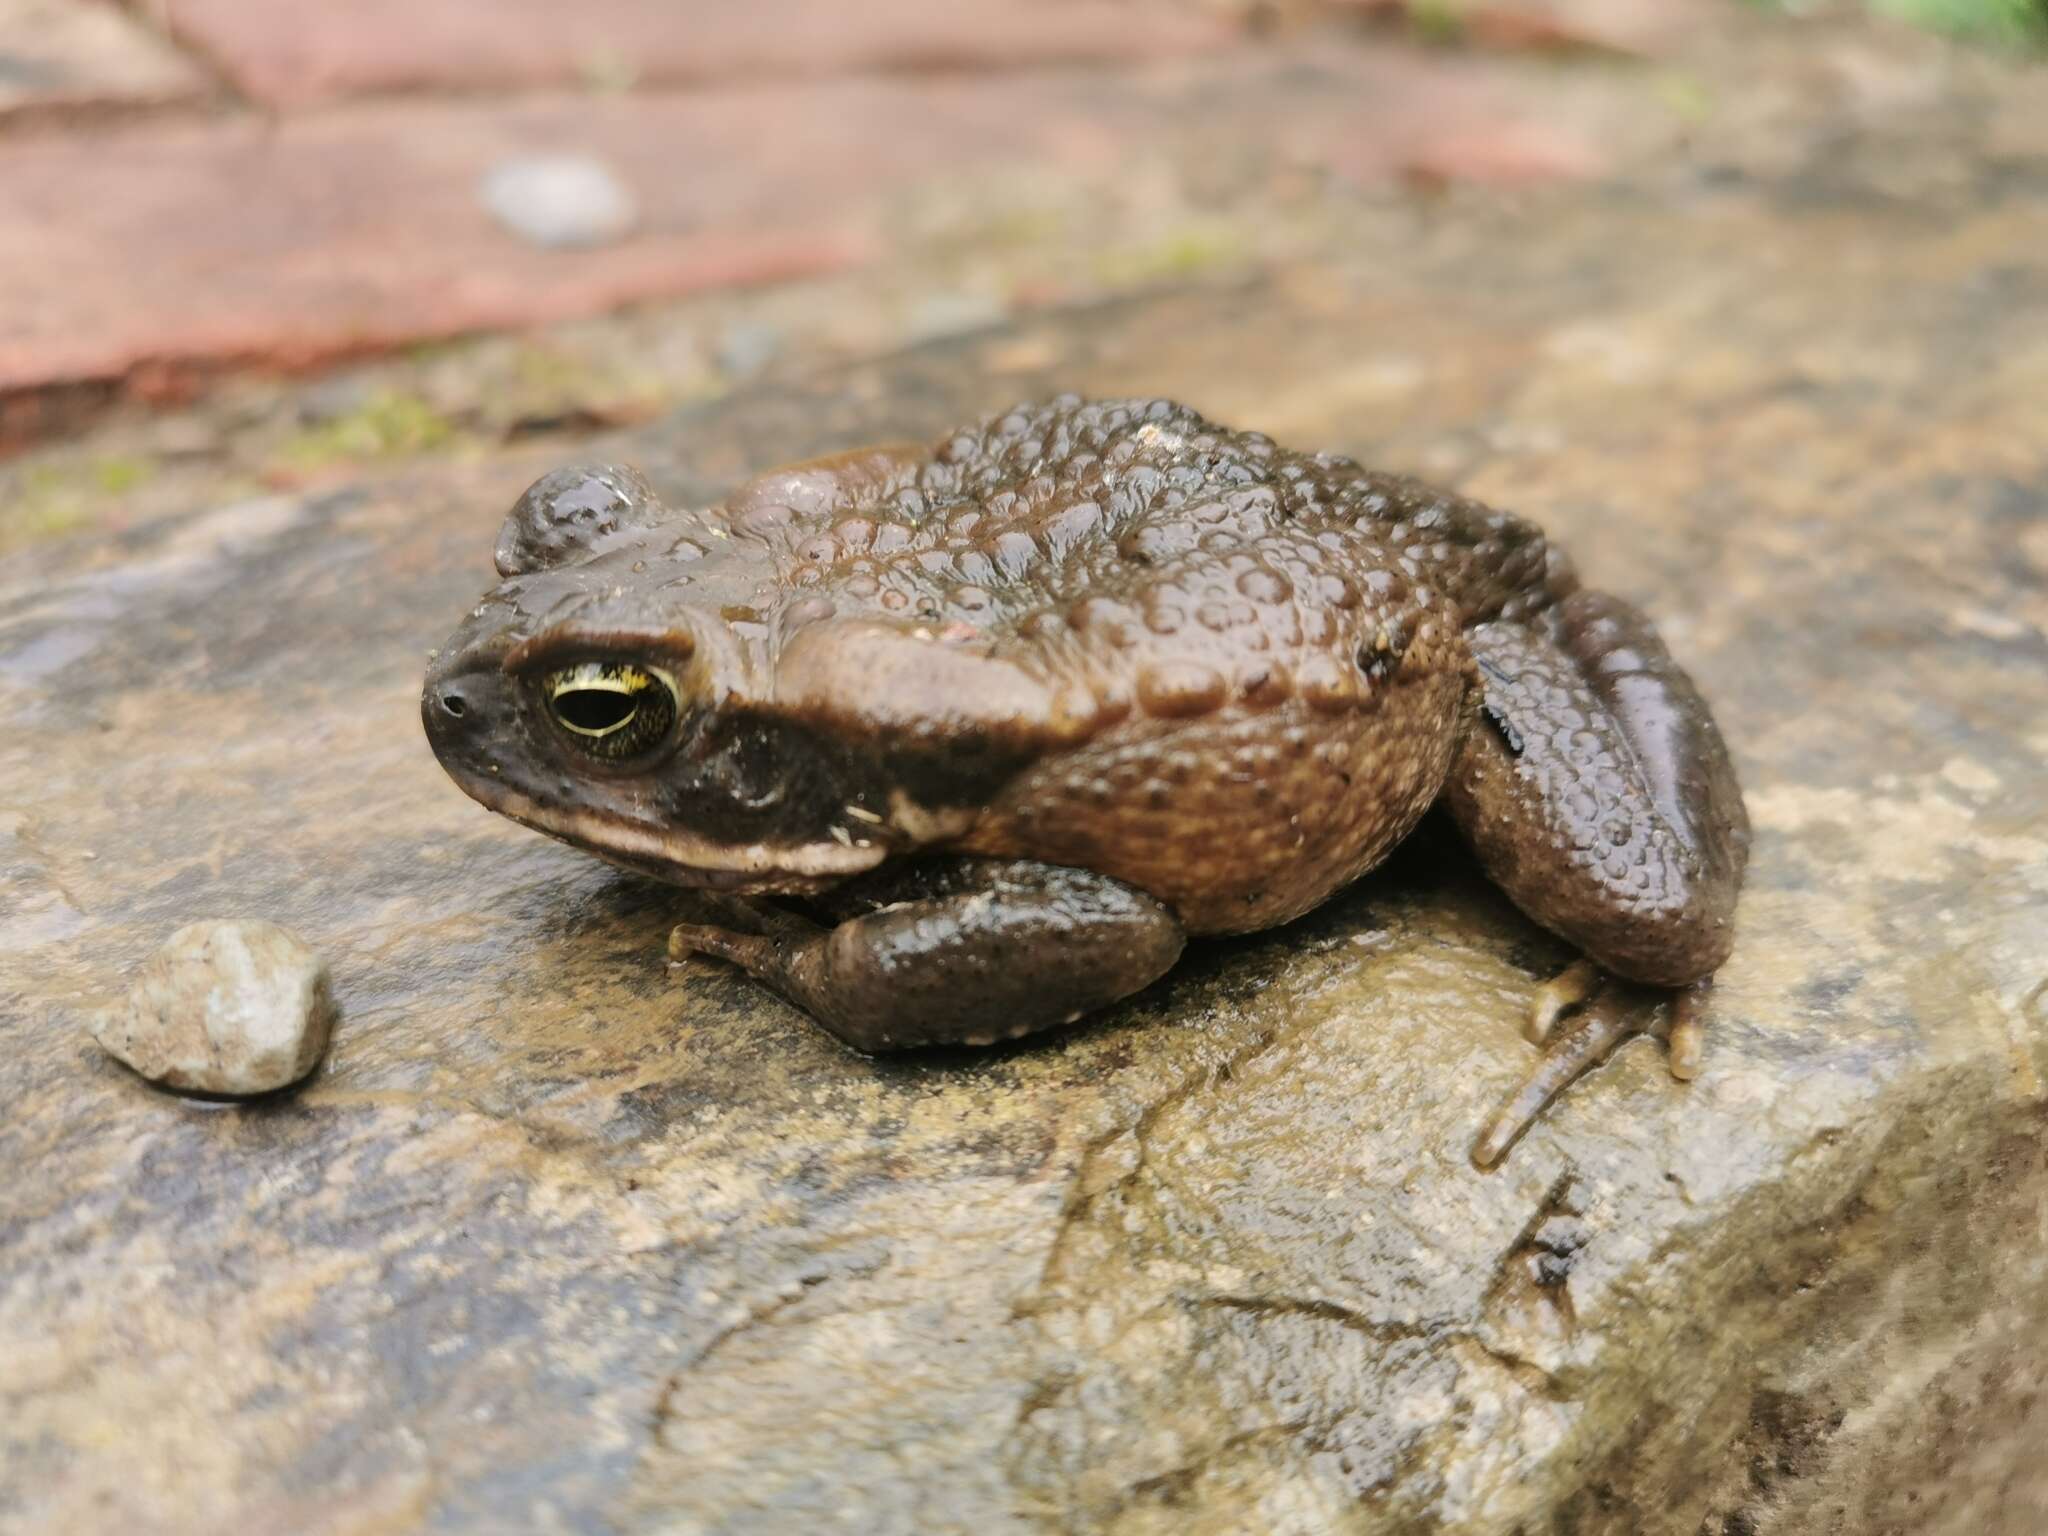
xmin=423 ymin=397 xmax=1749 ymax=1165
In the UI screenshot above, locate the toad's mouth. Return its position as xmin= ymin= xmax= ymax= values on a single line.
xmin=483 ymin=788 xmax=889 ymax=893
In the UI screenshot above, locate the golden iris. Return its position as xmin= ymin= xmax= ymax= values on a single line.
xmin=542 ymin=662 xmax=678 ymax=761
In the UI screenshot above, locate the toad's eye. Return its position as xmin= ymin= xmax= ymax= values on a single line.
xmin=542 ymin=661 xmax=679 ymax=761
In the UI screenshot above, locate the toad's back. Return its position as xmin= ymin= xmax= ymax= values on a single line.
xmin=742 ymin=396 xmax=1580 ymax=931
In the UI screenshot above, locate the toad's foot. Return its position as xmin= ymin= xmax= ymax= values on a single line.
xmin=1471 ymin=970 xmax=1707 ymax=1169
xmin=668 ymin=892 xmax=808 ymax=975
xmin=1525 ymin=958 xmax=1600 ymax=1045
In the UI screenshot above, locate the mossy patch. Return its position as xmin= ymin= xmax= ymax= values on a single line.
xmin=1091 ymin=226 xmax=1252 ymax=288
xmin=0 ymin=456 xmax=157 ymax=552
xmin=277 ymin=390 xmax=458 ymax=468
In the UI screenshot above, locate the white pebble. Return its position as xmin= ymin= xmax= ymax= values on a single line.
xmin=94 ymin=921 xmax=335 ymax=1096
xmin=479 ymin=154 xmax=640 ymax=249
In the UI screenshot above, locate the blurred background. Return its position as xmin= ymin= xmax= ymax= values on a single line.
xmin=7 ymin=7 xmax=2048 ymax=1531
xmin=1 ymin=0 xmax=2040 ymax=547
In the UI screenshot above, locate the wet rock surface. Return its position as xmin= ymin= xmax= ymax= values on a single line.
xmin=92 ymin=919 xmax=335 ymax=1095
xmin=4 ymin=54 xmax=2048 ymax=1536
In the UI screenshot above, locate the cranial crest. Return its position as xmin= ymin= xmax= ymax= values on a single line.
xmin=494 ymin=463 xmax=667 ymax=577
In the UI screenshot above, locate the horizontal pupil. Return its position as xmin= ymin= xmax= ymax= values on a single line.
xmin=555 ymin=689 xmax=638 ymax=735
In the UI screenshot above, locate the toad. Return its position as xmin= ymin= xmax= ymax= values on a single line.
xmin=422 ymin=397 xmax=1749 ymax=1165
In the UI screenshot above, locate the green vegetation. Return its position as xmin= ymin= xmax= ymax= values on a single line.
xmin=1873 ymin=0 xmax=2048 ymax=45
xmin=90 ymin=456 xmax=149 ymax=495
xmin=1092 ymin=226 xmax=1250 ymax=288
xmin=277 ymin=389 xmax=455 ymax=468
xmin=0 ymin=456 xmax=157 ymax=551
xmin=1412 ymin=0 xmax=2046 ymax=48
xmin=1406 ymin=0 xmax=1469 ymax=46
xmin=4 ymin=470 xmax=91 ymax=548
xmin=1656 ymin=73 xmax=1715 ymax=127
xmin=1745 ymin=0 xmax=2047 ymax=46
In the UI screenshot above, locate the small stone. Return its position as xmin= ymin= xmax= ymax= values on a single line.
xmin=93 ymin=920 xmax=335 ymax=1096
xmin=295 ymin=372 xmax=377 ymax=426
xmin=714 ymin=320 xmax=783 ymax=381
xmin=478 ymin=154 xmax=639 ymax=250
xmin=907 ymin=291 xmax=1006 ymax=342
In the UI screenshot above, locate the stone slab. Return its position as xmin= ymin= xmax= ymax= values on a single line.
xmin=159 ymin=0 xmax=1236 ymax=107
xmin=4 ymin=46 xmax=2048 ymax=1536
xmin=0 ymin=45 xmax=1641 ymax=416
xmin=0 ymin=0 xmax=207 ymax=124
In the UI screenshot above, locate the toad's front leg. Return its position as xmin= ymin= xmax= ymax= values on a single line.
xmin=670 ymin=858 xmax=1186 ymax=1052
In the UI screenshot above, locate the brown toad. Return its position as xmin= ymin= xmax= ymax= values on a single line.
xmin=422 ymin=396 xmax=1749 ymax=1164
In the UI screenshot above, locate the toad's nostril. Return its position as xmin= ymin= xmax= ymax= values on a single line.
xmin=441 ymin=690 xmax=469 ymax=718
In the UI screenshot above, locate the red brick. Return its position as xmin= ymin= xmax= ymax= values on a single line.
xmin=0 ymin=101 xmax=861 ymax=398
xmin=0 ymin=0 xmax=208 ymax=124
xmin=159 ymin=0 xmax=1239 ymax=108
xmin=0 ymin=50 xmax=1634 ymax=403
xmin=1396 ymin=122 xmax=1605 ymax=185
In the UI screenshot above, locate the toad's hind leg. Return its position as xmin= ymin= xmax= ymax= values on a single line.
xmin=1444 ymin=589 xmax=1750 ymax=1166
xmin=669 ymin=858 xmax=1186 ymax=1053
